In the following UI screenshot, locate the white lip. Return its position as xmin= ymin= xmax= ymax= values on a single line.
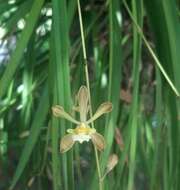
xmin=72 ymin=134 xmax=91 ymax=143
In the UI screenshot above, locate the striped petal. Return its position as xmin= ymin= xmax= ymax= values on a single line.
xmin=60 ymin=134 xmax=75 ymax=153
xmin=90 ymin=132 xmax=105 ymax=151
xmin=77 ymin=86 xmax=89 ymax=122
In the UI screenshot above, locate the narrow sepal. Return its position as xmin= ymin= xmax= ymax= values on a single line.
xmin=77 ymin=86 xmax=89 ymax=121
xmin=86 ymin=102 xmax=113 ymax=124
xmin=52 ymin=105 xmax=80 ymax=124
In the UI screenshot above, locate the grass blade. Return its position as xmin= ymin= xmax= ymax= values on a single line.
xmin=9 ymin=86 xmax=49 ymax=190
xmin=0 ymin=0 xmax=44 ymax=98
xmin=127 ymin=0 xmax=143 ymax=189
xmin=100 ymin=0 xmax=123 ymax=176
xmin=145 ymin=1 xmax=180 ymax=189
xmin=51 ymin=0 xmax=73 ymax=189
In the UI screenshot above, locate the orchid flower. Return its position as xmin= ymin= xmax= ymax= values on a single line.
xmin=52 ymin=86 xmax=112 ymax=153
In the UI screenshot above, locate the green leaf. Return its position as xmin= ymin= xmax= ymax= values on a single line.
xmin=145 ymin=0 xmax=180 ymax=188
xmin=0 ymin=0 xmax=44 ymax=98
xmin=101 ymin=0 xmax=123 ymax=172
xmin=51 ymin=0 xmax=73 ymax=189
xmin=9 ymin=86 xmax=49 ymax=190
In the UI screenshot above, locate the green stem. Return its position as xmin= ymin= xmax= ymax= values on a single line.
xmin=77 ymin=0 xmax=103 ymax=190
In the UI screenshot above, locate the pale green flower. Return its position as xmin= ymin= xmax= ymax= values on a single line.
xmin=52 ymin=86 xmax=112 ymax=153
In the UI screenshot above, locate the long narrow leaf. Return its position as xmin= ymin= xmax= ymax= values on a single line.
xmin=0 ymin=0 xmax=44 ymax=98
xmin=9 ymin=86 xmax=49 ymax=190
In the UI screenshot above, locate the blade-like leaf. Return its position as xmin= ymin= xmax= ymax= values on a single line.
xmin=100 ymin=0 xmax=123 ymax=176
xmin=51 ymin=0 xmax=74 ymax=188
xmin=3 ymin=0 xmax=33 ymax=38
xmin=0 ymin=0 xmax=44 ymax=98
xmin=145 ymin=0 xmax=180 ymax=188
xmin=9 ymin=86 xmax=49 ymax=190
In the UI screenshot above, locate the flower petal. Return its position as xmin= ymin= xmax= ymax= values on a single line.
xmin=52 ymin=105 xmax=80 ymax=124
xmin=72 ymin=134 xmax=91 ymax=143
xmin=60 ymin=134 xmax=75 ymax=153
xmin=77 ymin=86 xmax=89 ymax=122
xmin=90 ymin=132 xmax=105 ymax=151
xmin=86 ymin=102 xmax=113 ymax=124
xmin=106 ymin=154 xmax=118 ymax=172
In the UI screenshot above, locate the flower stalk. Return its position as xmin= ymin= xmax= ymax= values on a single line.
xmin=52 ymin=86 xmax=112 ymax=190
xmin=77 ymin=0 xmax=104 ymax=189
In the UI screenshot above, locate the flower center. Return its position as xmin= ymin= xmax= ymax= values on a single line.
xmin=74 ymin=123 xmax=95 ymax=135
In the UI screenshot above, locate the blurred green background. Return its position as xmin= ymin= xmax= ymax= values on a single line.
xmin=0 ymin=0 xmax=180 ymax=189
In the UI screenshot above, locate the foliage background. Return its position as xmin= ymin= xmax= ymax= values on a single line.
xmin=0 ymin=0 xmax=180 ymax=189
